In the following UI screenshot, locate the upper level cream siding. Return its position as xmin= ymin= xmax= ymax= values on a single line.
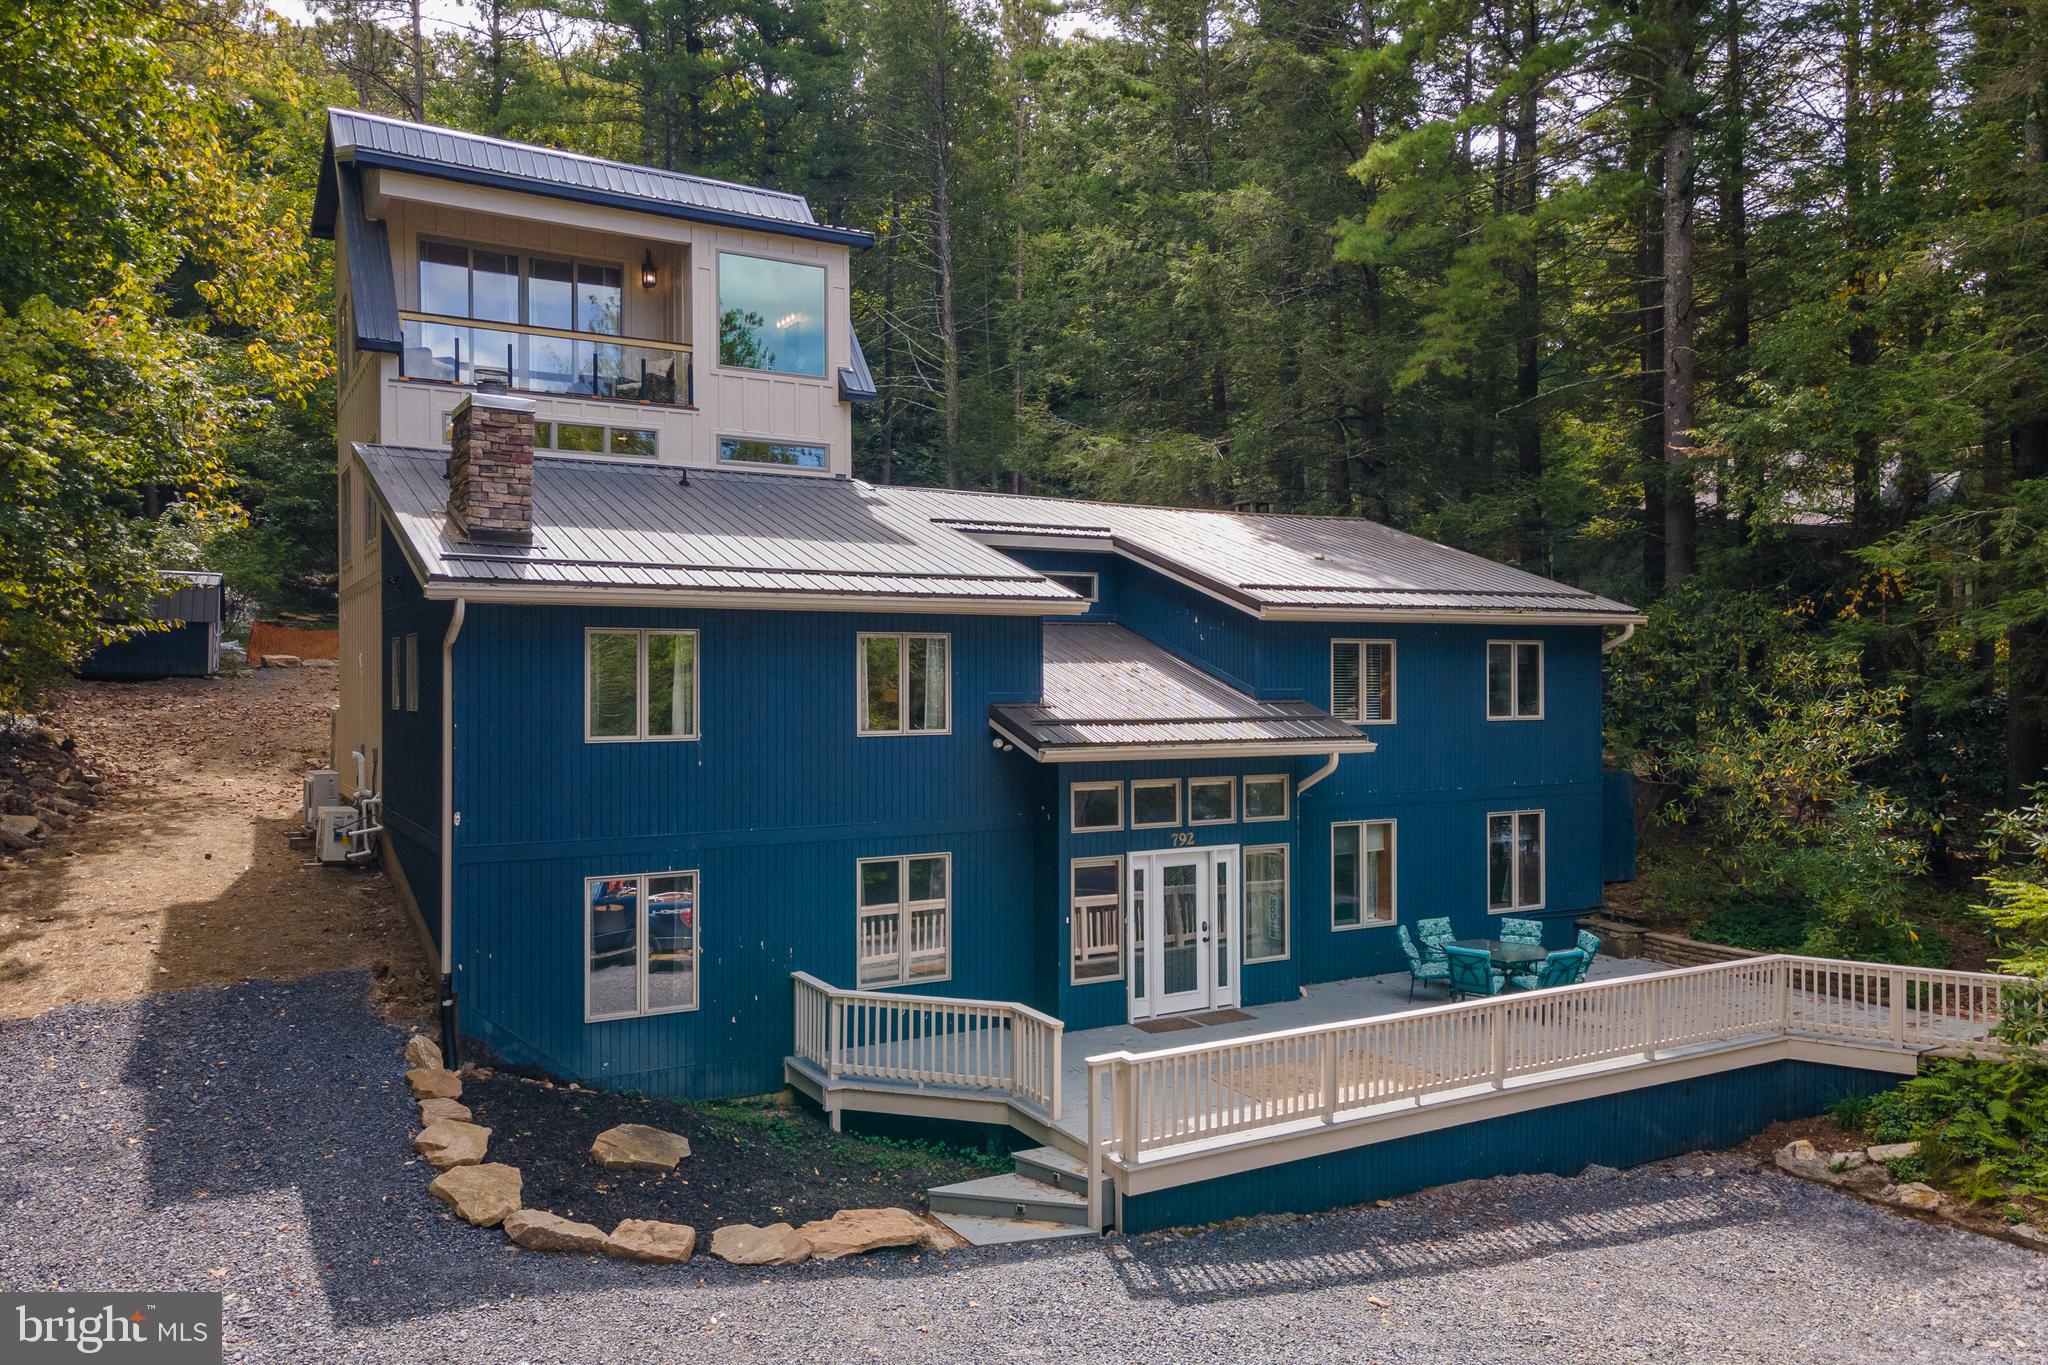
xmin=348 ymin=168 xmax=855 ymax=476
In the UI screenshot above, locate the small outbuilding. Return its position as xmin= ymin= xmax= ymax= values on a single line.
xmin=77 ymin=570 xmax=225 ymax=680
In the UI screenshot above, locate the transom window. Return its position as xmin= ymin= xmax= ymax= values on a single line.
xmin=859 ymin=633 xmax=950 ymax=735
xmin=1332 ymin=640 xmax=1395 ymax=724
xmin=717 ymin=253 xmax=827 ymax=378
xmin=1131 ymin=779 xmax=1181 ymax=829
xmin=1332 ymin=820 xmax=1396 ymax=929
xmin=585 ymin=871 xmax=699 ymax=1021
xmin=1488 ymin=810 xmax=1545 ymax=911
xmin=537 ymin=421 xmax=658 ymax=459
xmin=1487 ymin=641 xmax=1544 ymax=720
xmin=1046 ymin=571 xmax=1099 ymax=603
xmin=1245 ymin=845 xmax=1289 ymax=963
xmin=1189 ymin=777 xmax=1235 ymax=825
xmin=858 ymin=853 xmax=951 ymax=987
xmin=1071 ymin=781 xmax=1122 ymax=833
xmin=1070 ymin=857 xmax=1124 ymax=984
xmin=719 ymin=436 xmax=828 ymax=470
xmin=586 ymin=629 xmax=699 ymax=742
xmin=1243 ymin=775 xmax=1289 ymax=822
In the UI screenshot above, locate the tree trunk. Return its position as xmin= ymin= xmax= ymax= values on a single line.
xmin=1844 ymin=0 xmax=1882 ymax=544
xmin=1661 ymin=4 xmax=1700 ymax=585
xmin=930 ymin=10 xmax=961 ymax=488
xmin=408 ymin=0 xmax=426 ymax=120
xmin=1720 ymin=0 xmax=1751 ymax=529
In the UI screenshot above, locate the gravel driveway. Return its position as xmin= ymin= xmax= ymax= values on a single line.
xmin=3 ymin=973 xmax=2042 ymax=1363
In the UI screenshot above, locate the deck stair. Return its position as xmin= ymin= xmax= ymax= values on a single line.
xmin=929 ymin=1148 xmax=1101 ymax=1246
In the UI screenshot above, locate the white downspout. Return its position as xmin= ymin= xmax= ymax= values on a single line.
xmin=1601 ymin=622 xmax=1639 ymax=654
xmin=438 ymin=597 xmax=467 ymax=1067
xmin=1297 ymin=751 xmax=1341 ymax=795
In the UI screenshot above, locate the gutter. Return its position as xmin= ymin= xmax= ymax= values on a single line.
xmin=1297 ymin=752 xmax=1342 ymax=795
xmin=438 ymin=597 xmax=467 ymax=1068
xmin=1601 ymin=621 xmax=1639 ymax=654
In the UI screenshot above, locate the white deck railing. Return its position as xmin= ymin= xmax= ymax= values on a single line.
xmin=792 ymin=971 xmax=1064 ymax=1116
xmin=1082 ymin=955 xmax=2021 ymax=1208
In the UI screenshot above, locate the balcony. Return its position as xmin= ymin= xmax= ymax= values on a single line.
xmin=398 ymin=311 xmax=693 ymax=407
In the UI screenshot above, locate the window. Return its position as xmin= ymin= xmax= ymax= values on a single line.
xmin=1332 ymin=640 xmax=1395 ymax=724
xmin=1245 ymin=846 xmax=1289 ymax=962
xmin=362 ymin=478 xmax=376 ymax=549
xmin=857 ymin=853 xmax=951 ymax=987
xmin=404 ymin=634 xmax=419 ymax=713
xmin=1070 ymin=857 xmax=1123 ymax=984
xmin=608 ymin=428 xmax=657 ymax=458
xmin=859 ymin=633 xmax=949 ymax=735
xmin=717 ymin=253 xmax=827 ymax=377
xmin=1071 ymin=782 xmax=1122 ymax=833
xmin=530 ymin=421 xmax=656 ymax=459
xmin=340 ymin=470 xmax=353 ymax=563
xmin=1131 ymin=780 xmax=1180 ymax=828
xmin=389 ymin=637 xmax=401 ymax=711
xmin=585 ymin=629 xmax=699 ymax=742
xmin=1332 ymin=820 xmax=1396 ymax=929
xmin=419 ymin=240 xmax=619 ymax=335
xmin=1189 ymin=777 xmax=1235 ymax=825
xmin=719 ymin=437 xmax=827 ymax=470
xmin=1046 ymin=572 xmax=1098 ymax=603
xmin=1487 ymin=641 xmax=1543 ymax=720
xmin=1488 ymin=810 xmax=1545 ymax=912
xmin=585 ymin=871 xmax=699 ymax=1021
xmin=1244 ymin=775 xmax=1289 ymax=822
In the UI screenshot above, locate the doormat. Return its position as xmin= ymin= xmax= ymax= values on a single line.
xmin=1133 ymin=1017 xmax=1201 ymax=1034
xmin=1187 ymin=1009 xmax=1255 ymax=1026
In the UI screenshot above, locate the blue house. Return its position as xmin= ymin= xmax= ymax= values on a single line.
xmin=318 ymin=112 xmax=1644 ymax=1102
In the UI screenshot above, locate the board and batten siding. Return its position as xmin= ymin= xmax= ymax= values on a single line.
xmin=444 ymin=602 xmax=1049 ymax=1097
xmin=379 ymin=524 xmax=453 ymax=948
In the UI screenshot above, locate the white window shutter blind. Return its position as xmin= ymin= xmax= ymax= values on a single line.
xmin=1331 ymin=642 xmax=1361 ymax=722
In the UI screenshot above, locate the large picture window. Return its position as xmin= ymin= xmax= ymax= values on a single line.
xmin=717 ymin=253 xmax=827 ymax=377
xmin=1332 ymin=640 xmax=1395 ymax=724
xmin=1070 ymin=857 xmax=1124 ymax=984
xmin=1488 ymin=810 xmax=1545 ymax=911
xmin=1332 ymin=820 xmax=1396 ymax=929
xmin=585 ymin=871 xmax=699 ymax=1021
xmin=586 ymin=629 xmax=699 ymax=742
xmin=858 ymin=853 xmax=951 ymax=987
xmin=1245 ymin=845 xmax=1289 ymax=963
xmin=859 ymin=633 xmax=949 ymax=735
xmin=1487 ymin=641 xmax=1543 ymax=720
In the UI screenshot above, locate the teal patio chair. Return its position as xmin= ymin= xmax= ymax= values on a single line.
xmin=1573 ymin=929 xmax=1602 ymax=982
xmin=1510 ymin=948 xmax=1587 ymax=992
xmin=1499 ymin=917 xmax=1543 ymax=945
xmin=1399 ymin=925 xmax=1452 ymax=1000
xmin=1445 ymin=944 xmax=1505 ymax=1000
xmin=1416 ymin=916 xmax=1456 ymax=961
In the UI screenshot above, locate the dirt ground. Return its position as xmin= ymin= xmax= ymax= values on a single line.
xmin=0 ymin=668 xmax=434 ymax=1020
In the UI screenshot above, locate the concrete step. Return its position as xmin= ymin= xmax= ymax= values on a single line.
xmin=1011 ymin=1145 xmax=1090 ymax=1196
xmin=928 ymin=1171 xmax=1089 ymax=1226
xmin=930 ymin=1211 xmax=1098 ymax=1248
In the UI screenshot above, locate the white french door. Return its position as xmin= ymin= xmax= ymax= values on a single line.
xmin=1127 ymin=846 xmax=1239 ymax=1020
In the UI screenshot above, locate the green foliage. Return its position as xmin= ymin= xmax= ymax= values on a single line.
xmin=1861 ymin=1057 xmax=2048 ymax=1204
xmin=1979 ymin=787 xmax=2048 ymax=977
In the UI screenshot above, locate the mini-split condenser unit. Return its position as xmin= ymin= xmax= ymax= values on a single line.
xmin=303 ymin=770 xmax=341 ymax=828
xmin=315 ymin=805 xmax=359 ymax=863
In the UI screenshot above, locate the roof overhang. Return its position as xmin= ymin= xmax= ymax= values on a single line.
xmin=990 ymin=715 xmax=1379 ymax=764
xmin=416 ymin=578 xmax=1091 ymax=617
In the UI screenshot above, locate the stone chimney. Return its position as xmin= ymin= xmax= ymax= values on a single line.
xmin=447 ymin=386 xmax=536 ymax=544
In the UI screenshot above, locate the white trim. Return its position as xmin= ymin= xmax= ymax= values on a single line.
xmin=1486 ymin=639 xmax=1545 ymax=721
xmin=856 ymin=631 xmax=953 ymax=737
xmin=1069 ymin=855 xmax=1126 ymax=986
xmin=1331 ymin=819 xmax=1398 ymax=931
xmin=712 ymin=249 xmax=831 ymax=382
xmin=1129 ymin=779 xmax=1182 ymax=829
xmin=1242 ymin=774 xmax=1290 ymax=823
xmin=1044 ymin=570 xmax=1099 ymax=603
xmin=583 ymin=868 xmax=702 ymax=1023
xmin=855 ymin=852 xmax=953 ymax=989
xmin=1242 ymin=843 xmax=1290 ymax=964
xmin=1486 ymin=808 xmax=1546 ymax=913
xmin=583 ymin=627 xmax=701 ymax=743
xmin=988 ymin=714 xmax=1379 ymax=765
xmin=1330 ymin=638 xmax=1397 ymax=725
xmin=1069 ymin=780 xmax=1124 ymax=833
xmin=426 ymin=579 xmax=1090 ymax=616
xmin=1188 ymin=776 xmax=1237 ymax=826
xmin=404 ymin=633 xmax=419 ymax=712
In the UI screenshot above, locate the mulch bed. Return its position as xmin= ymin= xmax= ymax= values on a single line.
xmin=459 ymin=1072 xmax=1004 ymax=1231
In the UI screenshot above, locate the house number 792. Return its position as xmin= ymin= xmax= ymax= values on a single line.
xmin=1171 ymin=832 xmax=1195 ymax=846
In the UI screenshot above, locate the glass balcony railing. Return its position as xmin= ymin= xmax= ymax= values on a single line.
xmin=398 ymin=312 xmax=693 ymax=407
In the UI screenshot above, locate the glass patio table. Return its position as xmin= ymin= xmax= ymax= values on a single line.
xmin=1448 ymin=938 xmax=1547 ymax=969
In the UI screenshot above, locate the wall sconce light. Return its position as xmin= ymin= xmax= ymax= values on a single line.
xmin=640 ymin=249 xmax=658 ymax=290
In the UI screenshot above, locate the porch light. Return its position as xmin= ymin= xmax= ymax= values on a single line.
xmin=640 ymin=249 xmax=658 ymax=289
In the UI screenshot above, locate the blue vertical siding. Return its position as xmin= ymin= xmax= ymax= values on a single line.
xmin=1603 ymin=768 xmax=1639 ymax=883
xmin=380 ymin=527 xmax=452 ymax=948
xmin=1117 ymin=1060 xmax=1899 ymax=1233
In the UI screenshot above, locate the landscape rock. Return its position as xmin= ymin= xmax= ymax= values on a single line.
xmin=41 ymin=795 xmax=83 ymax=817
xmin=418 ymin=1097 xmax=473 ymax=1125
xmin=414 ymin=1120 xmax=492 ymax=1169
xmin=404 ymin=1033 xmax=443 ymax=1070
xmin=709 ymin=1223 xmax=812 ymax=1266
xmin=796 ymin=1207 xmax=931 ymax=1260
xmin=406 ymin=1067 xmax=462 ymax=1100
xmin=429 ymin=1164 xmax=522 ymax=1227
xmin=1773 ymin=1140 xmax=1832 ymax=1181
xmin=589 ymin=1123 xmax=691 ymax=1172
xmin=604 ymin=1218 xmax=696 ymax=1264
xmin=1878 ymin=1181 xmax=1943 ymax=1212
xmin=1828 ymin=1151 xmax=1868 ymax=1171
xmin=262 ymin=654 xmax=301 ymax=668
xmin=1866 ymin=1141 xmax=1921 ymax=1163
xmin=504 ymin=1210 xmax=609 ymax=1254
xmin=33 ymin=810 xmax=70 ymax=833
